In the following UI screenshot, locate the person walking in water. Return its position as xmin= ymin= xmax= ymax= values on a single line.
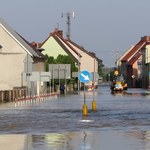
xmin=60 ymin=83 xmax=65 ymax=94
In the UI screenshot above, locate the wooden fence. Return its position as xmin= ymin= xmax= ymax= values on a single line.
xmin=0 ymin=88 xmax=27 ymax=103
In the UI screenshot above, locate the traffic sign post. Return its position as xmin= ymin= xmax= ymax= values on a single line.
xmin=79 ymin=70 xmax=91 ymax=116
xmin=79 ymin=70 xmax=91 ymax=83
xmin=91 ymin=72 xmax=98 ymax=112
xmin=49 ymin=64 xmax=71 ymax=94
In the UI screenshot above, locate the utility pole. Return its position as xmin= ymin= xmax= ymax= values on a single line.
xmin=61 ymin=11 xmax=75 ymax=40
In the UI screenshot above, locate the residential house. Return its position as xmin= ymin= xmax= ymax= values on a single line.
xmin=116 ymin=45 xmax=134 ymax=73
xmin=0 ymin=17 xmax=46 ymax=95
xmin=36 ymin=29 xmax=101 ymax=87
xmin=141 ymin=37 xmax=150 ymax=88
xmin=119 ymin=36 xmax=150 ymax=88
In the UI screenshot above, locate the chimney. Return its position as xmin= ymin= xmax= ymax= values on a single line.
xmin=52 ymin=28 xmax=63 ymax=37
xmin=141 ymin=36 xmax=150 ymax=42
xmin=57 ymin=30 xmax=63 ymax=37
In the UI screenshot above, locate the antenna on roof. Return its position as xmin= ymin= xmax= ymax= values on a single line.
xmin=61 ymin=11 xmax=75 ymax=40
xmin=73 ymin=11 xmax=75 ymax=18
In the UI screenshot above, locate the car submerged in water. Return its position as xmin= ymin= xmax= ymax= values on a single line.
xmin=110 ymin=74 xmax=127 ymax=91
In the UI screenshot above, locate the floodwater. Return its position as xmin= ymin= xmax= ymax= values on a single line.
xmin=1 ymin=85 xmax=150 ymax=150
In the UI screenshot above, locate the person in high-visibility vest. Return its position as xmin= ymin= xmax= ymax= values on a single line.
xmin=114 ymin=68 xmax=119 ymax=76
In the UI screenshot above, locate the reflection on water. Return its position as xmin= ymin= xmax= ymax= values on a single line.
xmin=1 ymin=87 xmax=150 ymax=149
xmin=1 ymin=131 xmax=150 ymax=150
xmin=111 ymin=88 xmax=150 ymax=97
xmin=0 ymin=134 xmax=26 ymax=150
xmin=111 ymin=90 xmax=126 ymax=96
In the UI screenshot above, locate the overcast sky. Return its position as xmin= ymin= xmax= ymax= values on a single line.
xmin=1 ymin=0 xmax=150 ymax=67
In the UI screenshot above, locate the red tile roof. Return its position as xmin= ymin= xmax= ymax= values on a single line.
xmin=66 ymin=40 xmax=101 ymax=62
xmin=38 ymin=30 xmax=82 ymax=63
xmin=121 ymin=36 xmax=150 ymax=65
xmin=121 ymin=36 xmax=150 ymax=64
xmin=127 ymin=51 xmax=142 ymax=65
xmin=121 ymin=40 xmax=146 ymax=62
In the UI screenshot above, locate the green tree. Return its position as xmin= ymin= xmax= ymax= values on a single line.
xmin=45 ymin=55 xmax=55 ymax=71
xmin=98 ymin=63 xmax=104 ymax=77
xmin=56 ymin=54 xmax=78 ymax=72
xmin=44 ymin=54 xmax=78 ymax=85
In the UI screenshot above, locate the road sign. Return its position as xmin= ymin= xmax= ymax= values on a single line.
xmin=23 ymin=72 xmax=51 ymax=82
xmin=40 ymin=72 xmax=51 ymax=81
xmin=49 ymin=64 xmax=71 ymax=79
xmin=72 ymin=72 xmax=79 ymax=78
xmin=79 ymin=70 xmax=91 ymax=83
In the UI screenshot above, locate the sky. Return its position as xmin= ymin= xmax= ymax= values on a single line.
xmin=1 ymin=0 xmax=150 ymax=67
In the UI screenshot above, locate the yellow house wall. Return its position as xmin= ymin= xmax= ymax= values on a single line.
xmin=42 ymin=37 xmax=68 ymax=58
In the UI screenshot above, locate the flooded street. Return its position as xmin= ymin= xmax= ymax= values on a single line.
xmin=1 ymin=85 xmax=150 ymax=149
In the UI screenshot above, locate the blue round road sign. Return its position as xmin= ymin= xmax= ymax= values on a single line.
xmin=79 ymin=70 xmax=91 ymax=83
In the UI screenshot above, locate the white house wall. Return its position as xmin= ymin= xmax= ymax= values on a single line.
xmin=0 ymin=26 xmax=26 ymax=90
